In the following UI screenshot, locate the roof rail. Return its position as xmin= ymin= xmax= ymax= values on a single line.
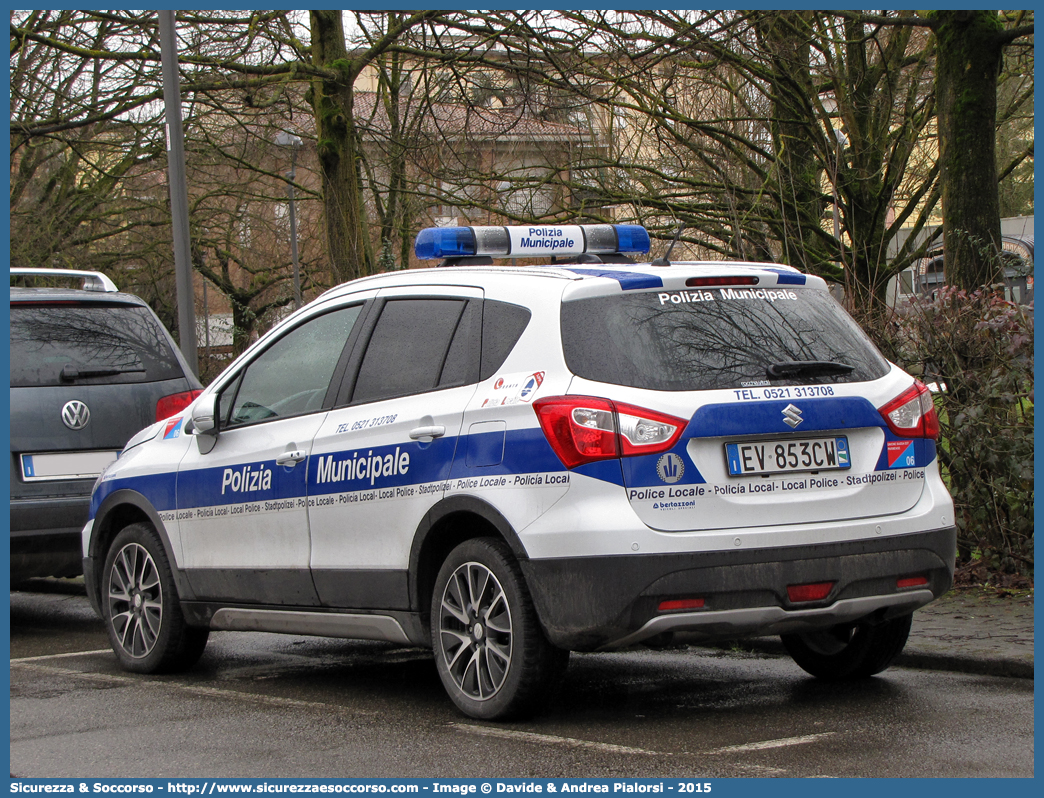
xmin=10 ymin=268 xmax=119 ymax=293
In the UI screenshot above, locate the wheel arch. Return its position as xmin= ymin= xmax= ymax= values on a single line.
xmin=87 ymin=490 xmax=193 ymax=614
xmin=409 ymin=495 xmax=528 ymax=631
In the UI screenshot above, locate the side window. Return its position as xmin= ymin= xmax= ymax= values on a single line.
xmin=438 ymin=300 xmax=479 ymax=389
xmin=479 ymin=300 xmax=532 ymax=380
xmin=352 ymin=298 xmax=467 ymax=404
xmin=221 ymin=305 xmax=362 ymax=428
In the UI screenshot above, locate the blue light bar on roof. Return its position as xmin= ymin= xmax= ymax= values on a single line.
xmin=415 ymin=224 xmax=651 ymax=260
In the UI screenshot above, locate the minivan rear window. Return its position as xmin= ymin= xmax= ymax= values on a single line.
xmin=561 ymin=286 xmax=889 ymax=391
xmin=10 ymin=302 xmax=184 ymax=387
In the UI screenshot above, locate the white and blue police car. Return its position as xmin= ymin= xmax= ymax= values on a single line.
xmin=83 ymin=223 xmax=955 ymax=719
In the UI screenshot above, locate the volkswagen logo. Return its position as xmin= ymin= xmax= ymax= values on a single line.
xmin=62 ymin=400 xmax=91 ymax=430
xmin=782 ymin=404 xmax=804 ymax=428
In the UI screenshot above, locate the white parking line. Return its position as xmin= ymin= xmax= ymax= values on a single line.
xmin=11 ymin=661 xmax=375 ymax=714
xmin=11 ymin=648 xmax=113 ymax=663
xmin=450 ymin=723 xmax=665 ymax=755
xmin=703 ymin=732 xmax=836 ymax=754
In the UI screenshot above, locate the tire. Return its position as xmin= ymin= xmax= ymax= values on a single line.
xmin=102 ymin=522 xmax=209 ymax=674
xmin=781 ymin=613 xmax=913 ymax=680
xmin=431 ymin=537 xmax=568 ymax=720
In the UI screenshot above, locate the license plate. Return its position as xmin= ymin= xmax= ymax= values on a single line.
xmin=726 ymin=437 xmax=851 ymax=476
xmin=21 ymin=450 xmax=119 ymax=481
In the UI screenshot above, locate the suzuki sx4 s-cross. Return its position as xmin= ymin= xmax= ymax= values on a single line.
xmin=83 ymin=223 xmax=955 ymax=719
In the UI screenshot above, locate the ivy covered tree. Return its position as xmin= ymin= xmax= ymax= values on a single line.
xmin=929 ymin=10 xmax=1034 ymax=290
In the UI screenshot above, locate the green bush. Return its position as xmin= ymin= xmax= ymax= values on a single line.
xmin=863 ymin=288 xmax=1034 ymax=576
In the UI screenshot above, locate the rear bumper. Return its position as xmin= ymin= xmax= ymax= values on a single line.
xmin=519 ymin=526 xmax=955 ymax=650
xmin=10 ymin=496 xmax=89 ymax=581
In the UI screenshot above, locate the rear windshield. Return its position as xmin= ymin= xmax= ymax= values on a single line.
xmin=10 ymin=302 xmax=184 ymax=387
xmin=561 ymin=286 xmax=889 ymax=391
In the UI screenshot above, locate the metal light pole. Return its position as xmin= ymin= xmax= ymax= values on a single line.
xmin=276 ymin=131 xmax=303 ymax=309
xmin=159 ymin=10 xmax=198 ymax=376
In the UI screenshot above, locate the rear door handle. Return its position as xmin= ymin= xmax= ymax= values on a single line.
xmin=276 ymin=448 xmax=307 ymax=467
xmin=409 ymin=425 xmax=446 ymax=440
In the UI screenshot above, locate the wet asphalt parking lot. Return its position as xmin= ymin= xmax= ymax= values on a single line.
xmin=10 ymin=581 xmax=1034 ymax=779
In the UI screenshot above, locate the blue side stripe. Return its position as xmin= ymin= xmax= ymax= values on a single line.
xmin=564 ymin=269 xmax=664 ymax=291
xmin=90 ymin=471 xmax=178 ymax=517
xmin=759 ymin=268 xmax=807 ymax=285
xmin=448 ymin=427 xmax=565 ymax=480
xmin=92 ymin=428 xmax=569 ymax=517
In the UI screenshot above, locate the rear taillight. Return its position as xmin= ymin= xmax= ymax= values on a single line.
xmin=879 ymin=381 xmax=940 ymax=439
xmin=615 ymin=402 xmax=685 ymax=456
xmin=533 ymin=396 xmax=684 ymax=468
xmin=533 ymin=397 xmax=618 ymax=468
xmin=156 ymin=389 xmax=202 ymax=422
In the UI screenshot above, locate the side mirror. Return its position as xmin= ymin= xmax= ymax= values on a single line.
xmin=190 ymin=394 xmax=219 ymax=453
xmin=191 ymin=393 xmax=219 ymax=434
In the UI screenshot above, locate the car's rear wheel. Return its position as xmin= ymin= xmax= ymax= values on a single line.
xmin=781 ymin=613 xmax=913 ymax=680
xmin=431 ymin=537 xmax=568 ymax=720
xmin=102 ymin=522 xmax=208 ymax=673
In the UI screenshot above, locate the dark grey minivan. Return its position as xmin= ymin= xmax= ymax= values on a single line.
xmin=10 ymin=269 xmax=201 ymax=583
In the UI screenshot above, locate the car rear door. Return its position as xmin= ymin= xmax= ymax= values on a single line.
xmin=307 ymin=286 xmax=482 ymax=609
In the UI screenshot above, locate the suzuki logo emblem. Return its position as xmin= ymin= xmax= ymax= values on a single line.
xmin=782 ymin=404 xmax=804 ymax=428
xmin=62 ymin=400 xmax=91 ymax=430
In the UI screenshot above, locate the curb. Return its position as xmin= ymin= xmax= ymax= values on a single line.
xmin=895 ymin=650 xmax=1034 ymax=680
xmin=699 ymin=637 xmax=1034 ymax=680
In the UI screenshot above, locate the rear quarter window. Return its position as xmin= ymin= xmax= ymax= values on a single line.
xmin=561 ymin=286 xmax=889 ymax=391
xmin=10 ymin=302 xmax=184 ymax=387
xmin=480 ymin=300 xmax=532 ymax=380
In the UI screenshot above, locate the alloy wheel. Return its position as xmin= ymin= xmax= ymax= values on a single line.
xmin=437 ymin=561 xmax=514 ymax=701
xmin=107 ymin=542 xmax=163 ymax=659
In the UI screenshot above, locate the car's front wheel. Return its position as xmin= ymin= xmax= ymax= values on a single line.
xmin=431 ymin=537 xmax=568 ymax=720
xmin=781 ymin=613 xmax=913 ymax=680
xmin=102 ymin=522 xmax=209 ymax=673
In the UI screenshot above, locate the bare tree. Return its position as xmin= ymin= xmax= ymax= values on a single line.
xmin=12 ymin=9 xmax=1033 ymax=316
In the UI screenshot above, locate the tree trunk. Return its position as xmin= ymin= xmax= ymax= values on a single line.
xmin=309 ymin=10 xmax=374 ymax=284
xmin=933 ymin=11 xmax=1005 ymax=290
xmin=754 ymin=12 xmax=830 ymax=275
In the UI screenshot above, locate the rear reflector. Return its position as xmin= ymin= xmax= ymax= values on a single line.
xmin=786 ymin=581 xmax=836 ymax=603
xmin=156 ymin=389 xmax=202 ymax=422
xmin=897 ymin=575 xmax=929 ymax=589
xmin=658 ymin=598 xmax=705 ymax=612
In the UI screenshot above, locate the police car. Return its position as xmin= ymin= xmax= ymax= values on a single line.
xmin=83 ymin=223 xmax=956 ymax=720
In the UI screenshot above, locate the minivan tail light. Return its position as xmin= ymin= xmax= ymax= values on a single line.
xmin=533 ymin=396 xmax=684 ymax=468
xmin=156 ymin=389 xmax=202 ymax=422
xmin=879 ymin=381 xmax=940 ymax=439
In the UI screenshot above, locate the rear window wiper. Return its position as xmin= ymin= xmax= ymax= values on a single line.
xmin=766 ymin=360 xmax=855 ymax=380
xmin=60 ymin=364 xmax=146 ymax=382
